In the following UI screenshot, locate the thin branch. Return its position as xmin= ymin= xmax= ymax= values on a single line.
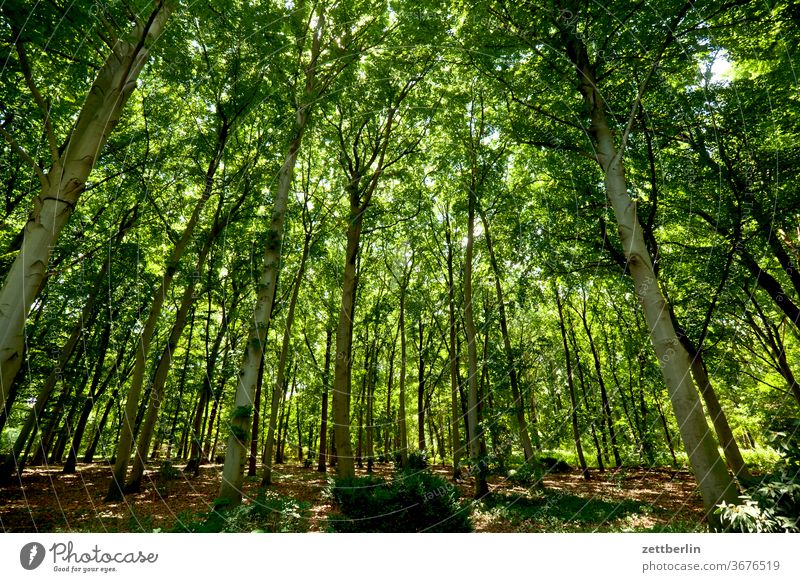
xmin=14 ymin=38 xmax=59 ymax=164
xmin=614 ymin=0 xmax=695 ymax=165
xmin=0 ymin=126 xmax=47 ymax=188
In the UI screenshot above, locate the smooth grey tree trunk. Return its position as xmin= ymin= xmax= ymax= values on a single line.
xmin=0 ymin=2 xmax=173 ymax=413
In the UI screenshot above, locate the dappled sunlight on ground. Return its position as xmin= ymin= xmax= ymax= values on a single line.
xmin=0 ymin=461 xmax=706 ymax=532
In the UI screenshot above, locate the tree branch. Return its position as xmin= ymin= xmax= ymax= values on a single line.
xmin=0 ymin=125 xmax=47 ymax=188
xmin=14 ymin=38 xmax=59 ymax=164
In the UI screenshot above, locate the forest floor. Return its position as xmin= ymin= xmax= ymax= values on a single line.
xmin=0 ymin=461 xmax=707 ymax=533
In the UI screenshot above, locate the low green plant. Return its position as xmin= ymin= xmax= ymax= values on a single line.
xmin=740 ymin=446 xmax=781 ymax=474
xmin=717 ymin=419 xmax=800 ymax=532
xmin=478 ymin=491 xmax=651 ymax=531
xmin=506 ymin=462 xmax=542 ymax=486
xmin=329 ymin=470 xmax=472 ymax=532
xmin=158 ymin=460 xmax=180 ymax=481
xmin=406 ymin=450 xmax=429 ymax=471
xmin=175 ymin=490 xmax=310 ymax=533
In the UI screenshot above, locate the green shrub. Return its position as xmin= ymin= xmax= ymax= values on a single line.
xmin=507 ymin=462 xmax=543 ymax=486
xmin=329 ymin=471 xmax=472 ymax=532
xmin=406 ymin=450 xmax=429 ymax=471
xmin=158 ymin=460 xmax=180 ymax=481
xmin=175 ymin=490 xmax=310 ymax=533
xmin=717 ymin=419 xmax=800 ymax=532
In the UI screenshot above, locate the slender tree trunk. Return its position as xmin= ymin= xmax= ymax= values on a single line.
xmin=480 ymin=209 xmax=536 ymax=463
xmin=317 ymin=329 xmax=332 ymax=472
xmin=398 ymin=280 xmax=409 ymax=467
xmin=0 ymin=2 xmax=173 ymax=412
xmin=563 ymin=41 xmax=738 ymax=523
xmin=464 ymin=178 xmax=488 ymax=498
xmin=555 ymin=287 xmax=589 ymax=480
xmin=366 ymin=348 xmax=375 ymax=473
xmin=417 ymin=319 xmax=426 ymax=452
xmin=356 ymin=342 xmax=368 ymax=469
xmin=444 ymin=211 xmax=463 ymax=478
xmin=276 ymin=372 xmax=295 ymax=464
xmin=295 ymin=389 xmax=303 ymax=461
xmin=217 ymin=21 xmax=322 ymax=504
xmin=384 ymin=323 xmax=397 ymax=463
xmin=261 ymin=234 xmax=311 ymax=486
xmin=578 ymin=297 xmax=621 ymax=468
xmin=248 ymin=356 xmax=266 ymax=477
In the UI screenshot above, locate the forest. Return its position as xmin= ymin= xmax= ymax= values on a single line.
xmin=0 ymin=0 xmax=799 ymax=534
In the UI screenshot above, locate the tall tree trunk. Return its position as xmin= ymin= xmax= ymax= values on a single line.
xmin=555 ymin=287 xmax=589 ymax=480
xmin=562 ymin=34 xmax=738 ymax=524
xmin=0 ymin=3 xmax=172 ymax=412
xmin=332 ymin=200 xmax=362 ymax=479
xmin=398 ymin=280 xmax=409 ymax=467
xmin=417 ymin=319 xmax=426 ymax=452
xmin=317 ymin=328 xmax=333 ymax=472
xmin=356 ymin=341 xmax=368 ymax=469
xmin=577 ymin=296 xmax=621 ymax=468
xmin=464 ymin=177 xmax=488 ymax=499
xmin=445 ymin=210 xmax=463 ymax=479
xmin=384 ymin=322 xmax=397 ymax=463
xmin=479 ymin=209 xmax=536 ymax=464
xmin=366 ymin=347 xmax=375 ymax=473
xmin=248 ymin=356 xmax=266 ymax=477
xmin=261 ymin=234 xmax=311 ymax=486
xmin=217 ymin=16 xmax=323 ymax=505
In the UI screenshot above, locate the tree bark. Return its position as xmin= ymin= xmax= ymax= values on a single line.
xmin=417 ymin=319 xmax=426 ymax=452
xmin=464 ymin=177 xmax=488 ymax=498
xmin=261 ymin=234 xmax=311 ymax=486
xmin=445 ymin=210 xmax=463 ymax=479
xmin=398 ymin=277 xmax=410 ymax=467
xmin=217 ymin=15 xmax=323 ymax=506
xmin=331 ymin=190 xmax=363 ymax=479
xmin=555 ymin=287 xmax=589 ymax=480
xmin=248 ymin=355 xmax=266 ymax=477
xmin=317 ymin=328 xmax=333 ymax=472
xmin=563 ymin=39 xmax=738 ymax=524
xmin=0 ymin=2 xmax=172 ymax=412
xmin=479 ymin=209 xmax=536 ymax=464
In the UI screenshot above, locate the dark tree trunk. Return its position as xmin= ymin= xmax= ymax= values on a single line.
xmin=555 ymin=287 xmax=589 ymax=480
xmin=317 ymin=328 xmax=333 ymax=472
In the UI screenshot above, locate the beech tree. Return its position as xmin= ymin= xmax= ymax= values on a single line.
xmin=2 ymin=0 xmax=798 ymax=534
